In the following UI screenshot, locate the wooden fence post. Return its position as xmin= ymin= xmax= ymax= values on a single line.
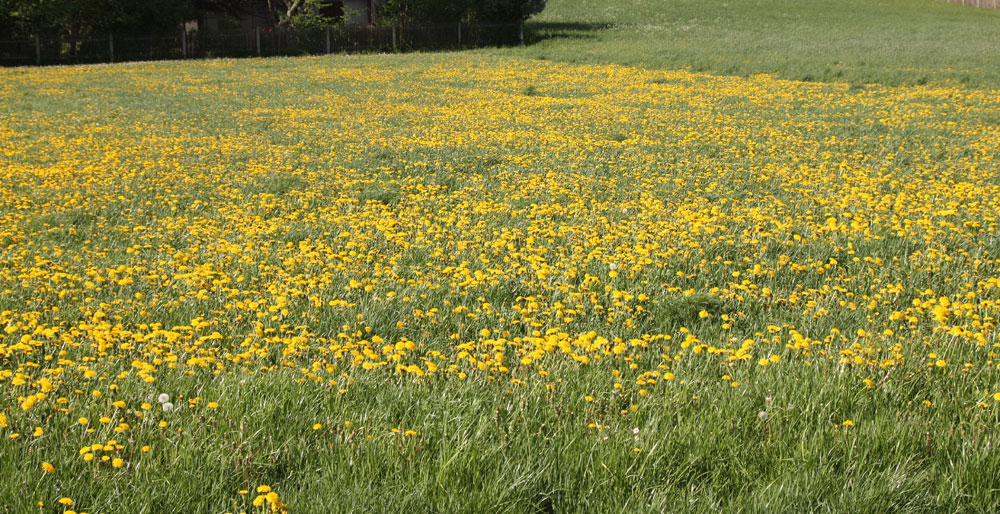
xmin=181 ymin=29 xmax=187 ymax=58
xmin=457 ymin=23 xmax=462 ymax=47
xmin=256 ymin=29 xmax=261 ymax=56
xmin=519 ymin=21 xmax=524 ymax=45
xmin=35 ymin=35 xmax=41 ymax=65
xmin=326 ymin=26 xmax=331 ymax=54
xmin=392 ymin=25 xmax=397 ymax=51
xmin=109 ymin=34 xmax=114 ymax=63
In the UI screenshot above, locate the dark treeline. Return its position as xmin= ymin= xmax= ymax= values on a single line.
xmin=0 ymin=0 xmax=546 ymax=39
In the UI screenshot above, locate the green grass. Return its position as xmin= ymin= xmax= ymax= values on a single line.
xmin=506 ymin=0 xmax=1000 ymax=88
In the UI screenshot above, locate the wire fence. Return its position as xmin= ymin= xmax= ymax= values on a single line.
xmin=942 ymin=0 xmax=1000 ymax=7
xmin=0 ymin=22 xmax=524 ymax=67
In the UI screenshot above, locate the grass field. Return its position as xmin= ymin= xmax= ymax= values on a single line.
xmin=2 ymin=1 xmax=1000 ymax=513
xmin=517 ymin=0 xmax=1000 ymax=88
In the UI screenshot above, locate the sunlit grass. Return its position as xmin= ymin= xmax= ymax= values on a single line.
xmin=510 ymin=0 xmax=1000 ymax=88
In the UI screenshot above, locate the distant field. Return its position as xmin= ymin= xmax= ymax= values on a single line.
xmin=508 ymin=0 xmax=1000 ymax=87
xmin=2 ymin=51 xmax=1000 ymax=512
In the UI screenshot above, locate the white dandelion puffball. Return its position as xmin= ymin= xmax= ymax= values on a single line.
xmin=609 ymin=262 xmax=618 ymax=271
xmin=157 ymin=393 xmax=170 ymax=404
xmin=758 ymin=411 xmax=768 ymax=421
xmin=162 ymin=402 xmax=174 ymax=412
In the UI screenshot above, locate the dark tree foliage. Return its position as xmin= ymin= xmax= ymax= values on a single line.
xmin=378 ymin=0 xmax=545 ymax=24
xmin=265 ymin=0 xmax=344 ymax=28
xmin=477 ymin=0 xmax=546 ymax=22
xmin=1 ymin=0 xmax=545 ymax=38
xmin=3 ymin=0 xmax=247 ymax=37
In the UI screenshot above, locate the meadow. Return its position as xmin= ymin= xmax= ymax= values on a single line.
xmin=516 ymin=0 xmax=1000 ymax=87
xmin=2 ymin=1 xmax=1000 ymax=513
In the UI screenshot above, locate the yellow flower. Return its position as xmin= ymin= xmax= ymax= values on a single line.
xmin=33 ymin=427 xmax=44 ymax=437
xmin=993 ymin=392 xmax=1000 ymax=402
xmin=934 ymin=359 xmax=947 ymax=368
xmin=58 ymin=498 xmax=73 ymax=506
xmin=112 ymin=458 xmax=124 ymax=468
xmin=42 ymin=462 xmax=55 ymax=473
xmin=207 ymin=402 xmax=219 ymax=409
xmin=313 ymin=423 xmax=322 ymax=430
xmin=78 ymin=417 xmax=89 ymax=425
xmin=842 ymin=420 xmax=854 ymax=427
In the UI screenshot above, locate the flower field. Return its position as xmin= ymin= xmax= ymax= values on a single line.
xmin=1 ymin=52 xmax=1000 ymax=512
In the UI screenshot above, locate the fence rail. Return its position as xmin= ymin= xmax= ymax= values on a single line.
xmin=942 ymin=0 xmax=1000 ymax=8
xmin=0 ymin=22 xmax=523 ymax=67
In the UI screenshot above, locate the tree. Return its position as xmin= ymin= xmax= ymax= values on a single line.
xmin=265 ymin=0 xmax=345 ymax=28
xmin=478 ymin=0 xmax=545 ymax=23
xmin=2 ymin=0 xmax=250 ymax=37
xmin=377 ymin=0 xmax=546 ymax=25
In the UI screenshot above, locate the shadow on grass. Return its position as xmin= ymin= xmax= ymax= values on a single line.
xmin=524 ymin=21 xmax=613 ymax=43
